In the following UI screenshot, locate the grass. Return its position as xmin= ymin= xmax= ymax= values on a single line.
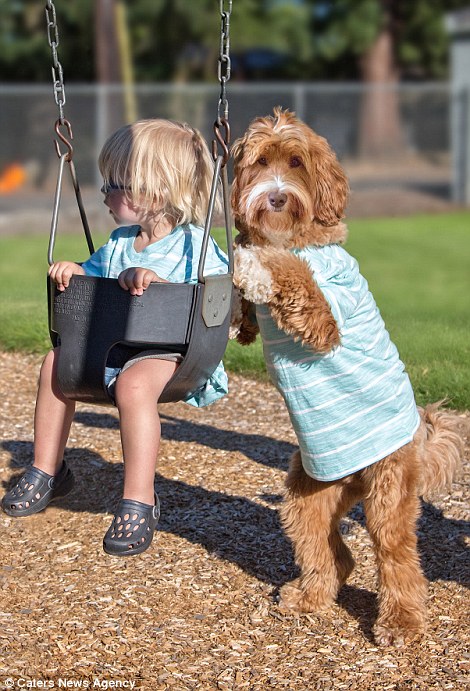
xmin=345 ymin=214 xmax=469 ymax=410
xmin=0 ymin=212 xmax=469 ymax=409
xmin=0 ymin=232 xmax=110 ymax=353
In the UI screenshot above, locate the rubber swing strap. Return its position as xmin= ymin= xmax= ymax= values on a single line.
xmin=198 ymin=154 xmax=234 ymax=283
xmin=47 ymin=119 xmax=94 ymax=266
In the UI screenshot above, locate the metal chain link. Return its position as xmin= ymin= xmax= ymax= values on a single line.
xmin=217 ymin=0 xmax=232 ymax=123
xmin=45 ymin=0 xmax=66 ymax=122
xmin=212 ymin=0 xmax=232 ymax=166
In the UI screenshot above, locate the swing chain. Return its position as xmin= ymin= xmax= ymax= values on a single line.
xmin=44 ymin=1 xmax=94 ymax=260
xmin=45 ymin=0 xmax=67 ymax=124
xmin=217 ymin=0 xmax=232 ymax=123
xmin=213 ymin=0 xmax=232 ymax=167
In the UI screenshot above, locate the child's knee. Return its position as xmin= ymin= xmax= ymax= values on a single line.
xmin=114 ymin=373 xmax=143 ymax=408
xmin=39 ymin=348 xmax=57 ymax=383
xmin=114 ymin=359 xmax=177 ymax=409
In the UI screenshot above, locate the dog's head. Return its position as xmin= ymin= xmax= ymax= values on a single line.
xmin=231 ymin=108 xmax=349 ymax=248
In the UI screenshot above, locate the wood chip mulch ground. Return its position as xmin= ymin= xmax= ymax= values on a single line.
xmin=0 ymin=352 xmax=468 ymax=690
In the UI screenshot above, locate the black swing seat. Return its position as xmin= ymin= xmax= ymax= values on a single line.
xmin=48 ymin=273 xmax=233 ymax=405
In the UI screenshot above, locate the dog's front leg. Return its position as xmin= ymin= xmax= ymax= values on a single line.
xmin=229 ymin=288 xmax=259 ymax=345
xmin=259 ymin=248 xmax=340 ymax=354
xmin=233 ymin=245 xmax=275 ymax=304
xmin=234 ymin=245 xmax=340 ymax=353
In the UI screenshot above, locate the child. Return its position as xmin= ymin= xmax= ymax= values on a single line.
xmin=2 ymin=119 xmax=229 ymax=557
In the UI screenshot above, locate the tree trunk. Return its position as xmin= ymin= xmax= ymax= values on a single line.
xmin=95 ymin=0 xmax=124 ymax=134
xmin=95 ymin=0 xmax=121 ymax=84
xmin=358 ymin=27 xmax=405 ymax=159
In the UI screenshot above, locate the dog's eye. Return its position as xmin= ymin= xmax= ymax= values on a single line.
xmin=289 ymin=156 xmax=302 ymax=168
xmin=257 ymin=157 xmax=268 ymax=166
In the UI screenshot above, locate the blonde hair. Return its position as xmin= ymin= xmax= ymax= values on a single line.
xmin=98 ymin=119 xmax=220 ymax=226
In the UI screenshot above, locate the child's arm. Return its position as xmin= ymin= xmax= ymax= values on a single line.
xmin=118 ymin=267 xmax=168 ymax=296
xmin=48 ymin=261 xmax=85 ymax=292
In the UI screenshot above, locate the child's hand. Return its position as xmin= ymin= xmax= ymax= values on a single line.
xmin=118 ymin=267 xmax=166 ymax=296
xmin=48 ymin=262 xmax=85 ymax=291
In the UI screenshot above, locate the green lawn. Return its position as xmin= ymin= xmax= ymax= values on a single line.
xmin=0 ymin=212 xmax=469 ymax=409
xmin=225 ymin=213 xmax=470 ymax=410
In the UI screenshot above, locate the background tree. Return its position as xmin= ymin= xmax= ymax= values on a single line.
xmin=307 ymin=0 xmax=470 ymax=156
xmin=0 ymin=0 xmax=468 ymax=86
xmin=0 ymin=0 xmax=93 ymax=81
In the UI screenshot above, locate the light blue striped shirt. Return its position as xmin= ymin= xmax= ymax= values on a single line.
xmin=81 ymin=223 xmax=228 ymax=283
xmin=256 ymin=244 xmax=420 ymax=481
xmin=81 ymin=224 xmax=229 ymax=406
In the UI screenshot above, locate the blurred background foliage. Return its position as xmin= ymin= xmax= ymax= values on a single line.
xmin=1 ymin=0 xmax=469 ymax=84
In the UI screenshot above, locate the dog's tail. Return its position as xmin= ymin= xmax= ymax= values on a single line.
xmin=418 ymin=402 xmax=464 ymax=498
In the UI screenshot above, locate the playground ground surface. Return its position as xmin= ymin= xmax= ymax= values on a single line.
xmin=0 ymin=352 xmax=468 ymax=689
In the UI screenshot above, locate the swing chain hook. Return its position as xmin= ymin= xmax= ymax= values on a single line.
xmin=213 ymin=0 xmax=232 ymax=167
xmin=54 ymin=118 xmax=74 ymax=161
xmin=212 ymin=119 xmax=230 ymax=167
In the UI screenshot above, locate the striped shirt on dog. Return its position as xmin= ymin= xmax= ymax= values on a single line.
xmin=255 ymin=243 xmax=421 ymax=481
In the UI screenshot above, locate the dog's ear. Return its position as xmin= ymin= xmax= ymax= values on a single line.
xmin=230 ymin=134 xmax=248 ymax=219
xmin=231 ymin=135 xmax=246 ymax=168
xmin=309 ymin=134 xmax=349 ymax=226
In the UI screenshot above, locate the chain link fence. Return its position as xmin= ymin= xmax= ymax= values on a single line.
xmin=0 ymin=82 xmax=462 ymax=232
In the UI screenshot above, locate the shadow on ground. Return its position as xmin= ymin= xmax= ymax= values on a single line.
xmin=73 ymin=410 xmax=296 ymax=471
xmin=2 ymin=424 xmax=468 ymax=643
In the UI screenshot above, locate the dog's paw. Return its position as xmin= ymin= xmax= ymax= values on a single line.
xmin=374 ymin=625 xmax=406 ymax=648
xmin=234 ymin=246 xmax=274 ymax=304
xmin=278 ymin=580 xmax=304 ymax=612
xmin=373 ymin=623 xmax=424 ymax=648
xmin=279 ymin=579 xmax=334 ymax=614
xmin=229 ymin=325 xmax=240 ymax=339
xmin=373 ymin=618 xmax=425 ymax=648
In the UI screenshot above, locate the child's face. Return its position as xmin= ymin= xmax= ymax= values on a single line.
xmin=102 ymin=187 xmax=141 ymax=226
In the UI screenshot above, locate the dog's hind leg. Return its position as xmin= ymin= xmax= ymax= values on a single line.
xmin=279 ymin=451 xmax=361 ymax=613
xmin=361 ymin=444 xmax=428 ymax=647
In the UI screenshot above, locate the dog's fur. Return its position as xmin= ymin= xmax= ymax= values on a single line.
xmin=231 ymin=108 xmax=463 ymax=646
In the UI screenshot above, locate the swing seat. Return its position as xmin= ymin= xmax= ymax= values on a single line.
xmin=48 ymin=273 xmax=233 ymax=405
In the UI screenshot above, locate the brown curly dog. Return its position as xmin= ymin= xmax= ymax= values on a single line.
xmin=230 ymin=107 xmax=463 ymax=647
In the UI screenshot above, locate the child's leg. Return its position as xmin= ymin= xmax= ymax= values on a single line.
xmin=2 ymin=348 xmax=76 ymax=516
xmin=33 ymin=348 xmax=76 ymax=474
xmin=102 ymin=358 xmax=177 ymax=556
xmin=113 ymin=358 xmax=178 ymax=505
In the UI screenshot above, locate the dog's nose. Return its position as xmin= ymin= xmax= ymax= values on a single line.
xmin=269 ymin=191 xmax=287 ymax=209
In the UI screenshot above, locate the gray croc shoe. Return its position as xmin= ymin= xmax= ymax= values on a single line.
xmin=103 ymin=495 xmax=160 ymax=557
xmin=1 ymin=462 xmax=75 ymax=517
